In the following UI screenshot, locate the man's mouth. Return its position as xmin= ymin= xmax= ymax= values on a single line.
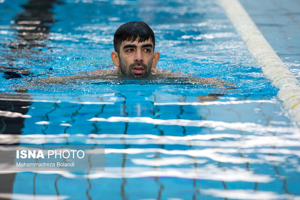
xmin=132 ymin=66 xmax=145 ymax=75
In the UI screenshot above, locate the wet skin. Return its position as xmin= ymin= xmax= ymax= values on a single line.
xmin=111 ymin=38 xmax=160 ymax=78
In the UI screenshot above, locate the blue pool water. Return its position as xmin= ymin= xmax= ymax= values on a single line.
xmin=0 ymin=0 xmax=300 ymax=199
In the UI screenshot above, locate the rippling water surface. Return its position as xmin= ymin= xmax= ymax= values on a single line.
xmin=0 ymin=0 xmax=300 ymax=199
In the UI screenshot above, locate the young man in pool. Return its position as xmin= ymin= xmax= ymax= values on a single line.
xmin=41 ymin=21 xmax=171 ymax=81
xmin=36 ymin=21 xmax=161 ymax=83
xmin=35 ymin=21 xmax=234 ymax=88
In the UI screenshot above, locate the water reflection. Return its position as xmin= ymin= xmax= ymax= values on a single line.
xmin=0 ymin=0 xmax=61 ymax=195
xmin=10 ymin=0 xmax=62 ymax=50
xmin=1 ymin=0 xmax=62 ymax=79
xmin=0 ymin=94 xmax=32 ymax=196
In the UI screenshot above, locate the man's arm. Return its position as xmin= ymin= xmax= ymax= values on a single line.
xmin=34 ymin=68 xmax=118 ymax=83
xmin=188 ymin=77 xmax=237 ymax=88
xmin=31 ymin=66 xmax=236 ymax=88
xmin=152 ymin=68 xmax=236 ymax=88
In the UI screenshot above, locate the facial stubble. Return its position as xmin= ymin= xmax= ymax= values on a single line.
xmin=119 ymin=56 xmax=153 ymax=78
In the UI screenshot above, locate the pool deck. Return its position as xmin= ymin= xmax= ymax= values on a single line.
xmin=240 ymin=0 xmax=300 ymax=79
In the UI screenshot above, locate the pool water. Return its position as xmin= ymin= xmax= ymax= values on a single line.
xmin=0 ymin=0 xmax=300 ymax=199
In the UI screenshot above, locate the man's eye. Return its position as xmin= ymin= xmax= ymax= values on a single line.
xmin=144 ymin=48 xmax=151 ymax=52
xmin=125 ymin=49 xmax=134 ymax=52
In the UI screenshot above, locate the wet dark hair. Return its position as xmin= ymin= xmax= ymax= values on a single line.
xmin=113 ymin=21 xmax=155 ymax=53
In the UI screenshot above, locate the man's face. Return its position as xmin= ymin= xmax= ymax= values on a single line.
xmin=112 ymin=38 xmax=158 ymax=78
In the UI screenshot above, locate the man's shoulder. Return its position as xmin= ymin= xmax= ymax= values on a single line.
xmin=151 ymin=68 xmax=181 ymax=77
xmin=90 ymin=65 xmax=118 ymax=76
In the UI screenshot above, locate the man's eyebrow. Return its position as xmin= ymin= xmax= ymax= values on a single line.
xmin=123 ymin=44 xmax=136 ymax=49
xmin=141 ymin=44 xmax=153 ymax=48
xmin=123 ymin=43 xmax=153 ymax=50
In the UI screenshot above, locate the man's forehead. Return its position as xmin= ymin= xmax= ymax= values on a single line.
xmin=121 ymin=38 xmax=153 ymax=46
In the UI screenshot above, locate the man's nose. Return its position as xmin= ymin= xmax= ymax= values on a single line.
xmin=134 ymin=49 xmax=143 ymax=63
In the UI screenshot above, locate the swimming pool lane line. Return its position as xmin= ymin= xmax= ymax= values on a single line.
xmin=218 ymin=0 xmax=300 ymax=124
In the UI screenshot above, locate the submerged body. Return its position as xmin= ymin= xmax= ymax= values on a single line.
xmin=37 ymin=65 xmax=233 ymax=88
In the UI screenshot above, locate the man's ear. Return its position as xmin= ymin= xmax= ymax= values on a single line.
xmin=152 ymin=52 xmax=160 ymax=68
xmin=111 ymin=52 xmax=119 ymax=67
